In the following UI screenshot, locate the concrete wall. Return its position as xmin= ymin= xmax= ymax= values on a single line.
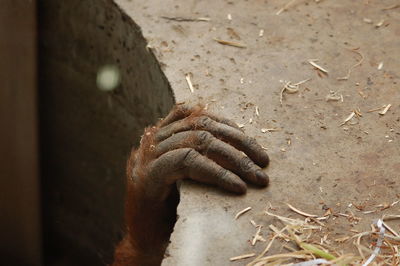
xmin=38 ymin=1 xmax=174 ymax=264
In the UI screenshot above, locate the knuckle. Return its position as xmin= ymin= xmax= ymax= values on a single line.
xmin=196 ymin=130 xmax=212 ymax=143
xmin=176 ymin=104 xmax=189 ymax=115
xmin=196 ymin=116 xmax=213 ymax=128
xmin=216 ymin=168 xmax=229 ymax=182
xmin=146 ymin=162 xmax=161 ymax=181
xmin=239 ymin=157 xmax=253 ymax=172
xmin=181 ymin=148 xmax=200 ymax=166
xmin=245 ymin=137 xmax=258 ymax=148
xmin=221 ymin=118 xmax=235 ymax=127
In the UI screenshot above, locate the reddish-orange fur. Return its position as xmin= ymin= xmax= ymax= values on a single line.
xmin=113 ymin=124 xmax=178 ymax=265
xmin=113 ymin=104 xmax=210 ymax=265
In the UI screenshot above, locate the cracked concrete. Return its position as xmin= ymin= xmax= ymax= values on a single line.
xmin=115 ymin=1 xmax=400 ymax=265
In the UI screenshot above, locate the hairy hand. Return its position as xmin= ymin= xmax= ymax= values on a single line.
xmin=114 ymin=104 xmax=270 ymax=266
xmin=128 ymin=104 xmax=270 ymax=201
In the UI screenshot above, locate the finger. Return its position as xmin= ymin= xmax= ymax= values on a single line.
xmin=155 ymin=116 xmax=269 ymax=167
xmin=206 ymin=113 xmax=243 ymax=131
xmin=159 ymin=104 xmax=242 ymax=131
xmin=156 ymin=131 xmax=269 ymax=186
xmin=158 ymin=104 xmax=191 ymax=127
xmin=148 ymin=148 xmax=247 ymax=194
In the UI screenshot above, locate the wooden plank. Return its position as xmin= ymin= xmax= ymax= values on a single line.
xmin=0 ymin=1 xmax=41 ymax=265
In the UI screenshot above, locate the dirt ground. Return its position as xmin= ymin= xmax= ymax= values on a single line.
xmin=117 ymin=1 xmax=400 ymax=265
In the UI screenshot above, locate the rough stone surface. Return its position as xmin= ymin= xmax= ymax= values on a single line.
xmin=114 ymin=1 xmax=400 ymax=265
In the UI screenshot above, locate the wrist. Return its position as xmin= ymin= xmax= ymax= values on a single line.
xmin=113 ymin=236 xmax=164 ymax=266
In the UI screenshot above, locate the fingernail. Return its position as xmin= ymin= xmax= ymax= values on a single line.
xmin=256 ymin=170 xmax=269 ymax=186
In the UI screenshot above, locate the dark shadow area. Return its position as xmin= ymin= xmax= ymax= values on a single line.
xmin=38 ymin=0 xmax=175 ymax=264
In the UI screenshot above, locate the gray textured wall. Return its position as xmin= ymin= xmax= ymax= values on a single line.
xmin=38 ymin=0 xmax=174 ymax=264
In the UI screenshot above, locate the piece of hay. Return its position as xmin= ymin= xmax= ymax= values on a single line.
xmin=340 ymin=111 xmax=355 ymax=126
xmin=362 ymin=219 xmax=385 ymax=266
xmin=337 ymin=48 xmax=364 ymax=81
xmin=230 ymin=253 xmax=256 ymax=261
xmin=286 ymin=203 xmax=318 ymax=218
xmin=279 ymin=78 xmax=310 ymax=105
xmin=214 ymin=38 xmax=246 ymax=48
xmin=185 ymin=73 xmax=194 ymax=93
xmin=299 ymin=243 xmax=337 ymax=260
xmin=379 ymin=104 xmax=391 ymax=115
xmin=235 ymin=207 xmax=252 ymax=219
xmin=252 ymin=226 xmax=267 ymax=246
xmin=161 ymin=16 xmax=210 ymax=22
xmin=308 ymin=59 xmax=329 ymax=74
xmin=326 ymin=91 xmax=343 ymax=102
xmin=261 ymin=128 xmax=280 ymax=133
xmin=276 ymin=0 xmax=297 ymax=15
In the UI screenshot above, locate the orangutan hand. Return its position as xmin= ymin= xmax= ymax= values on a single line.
xmin=114 ymin=104 xmax=271 ymax=266
xmin=128 ymin=104 xmax=270 ymax=201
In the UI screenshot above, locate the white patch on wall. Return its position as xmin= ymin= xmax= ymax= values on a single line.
xmin=96 ymin=65 xmax=121 ymax=91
